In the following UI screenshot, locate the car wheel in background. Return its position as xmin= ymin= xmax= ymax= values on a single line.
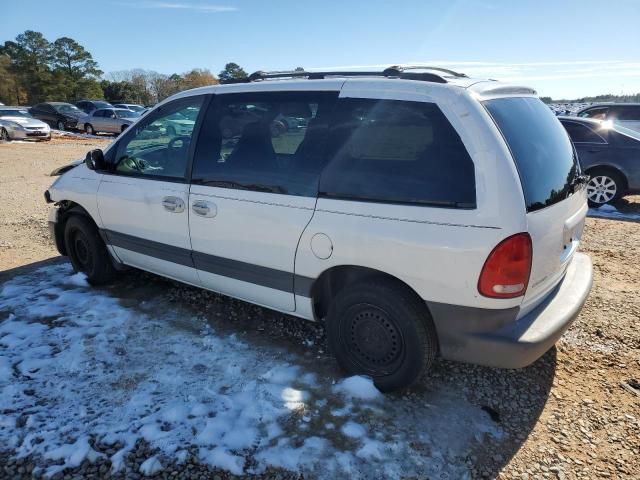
xmin=586 ymin=169 xmax=625 ymax=207
xmin=166 ymin=125 xmax=176 ymax=137
xmin=0 ymin=128 xmax=10 ymax=141
xmin=64 ymin=215 xmax=116 ymax=285
xmin=85 ymin=124 xmax=94 ymax=135
xmin=56 ymin=120 xmax=66 ymax=131
xmin=120 ymin=125 xmax=128 ymax=134
xmin=326 ymin=278 xmax=438 ymax=392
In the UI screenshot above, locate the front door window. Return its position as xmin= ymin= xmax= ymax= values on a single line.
xmin=114 ymin=96 xmax=205 ymax=180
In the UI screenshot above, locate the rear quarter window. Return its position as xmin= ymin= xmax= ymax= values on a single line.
xmin=319 ymin=98 xmax=476 ymax=208
xmin=484 ymin=97 xmax=578 ymax=212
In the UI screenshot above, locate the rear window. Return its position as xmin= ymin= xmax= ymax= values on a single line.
xmin=484 ymin=97 xmax=578 ymax=212
xmin=319 ymin=98 xmax=476 ymax=208
xmin=561 ymin=121 xmax=606 ymax=144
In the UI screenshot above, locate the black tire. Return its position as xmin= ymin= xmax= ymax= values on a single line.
xmin=57 ymin=120 xmax=66 ymax=131
xmin=85 ymin=124 xmax=94 ymax=135
xmin=0 ymin=128 xmax=10 ymax=141
xmin=120 ymin=124 xmax=128 ymax=134
xmin=326 ymin=279 xmax=438 ymax=392
xmin=64 ymin=215 xmax=116 ymax=285
xmin=586 ymin=168 xmax=625 ymax=207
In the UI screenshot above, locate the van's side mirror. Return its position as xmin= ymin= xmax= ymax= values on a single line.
xmin=85 ymin=149 xmax=106 ymax=171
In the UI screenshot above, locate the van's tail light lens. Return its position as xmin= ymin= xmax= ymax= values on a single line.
xmin=478 ymin=233 xmax=532 ymax=298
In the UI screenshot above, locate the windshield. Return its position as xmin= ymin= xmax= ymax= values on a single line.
xmin=115 ymin=110 xmax=139 ymax=118
xmin=0 ymin=109 xmax=31 ymax=118
xmin=126 ymin=105 xmax=144 ymax=112
xmin=484 ymin=97 xmax=578 ymax=212
xmin=55 ymin=104 xmax=83 ymax=114
xmin=612 ymin=124 xmax=640 ymax=142
xmin=93 ymin=101 xmax=113 ymax=109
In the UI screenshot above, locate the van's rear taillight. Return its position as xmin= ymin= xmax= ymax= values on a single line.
xmin=478 ymin=233 xmax=532 ymax=299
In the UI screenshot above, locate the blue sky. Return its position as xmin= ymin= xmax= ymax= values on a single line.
xmin=2 ymin=0 xmax=640 ymax=98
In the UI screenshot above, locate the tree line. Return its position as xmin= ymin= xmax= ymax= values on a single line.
xmin=0 ymin=30 xmax=249 ymax=106
xmin=544 ymin=93 xmax=640 ymax=104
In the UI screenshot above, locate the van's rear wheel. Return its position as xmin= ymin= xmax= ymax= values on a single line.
xmin=586 ymin=169 xmax=624 ymax=207
xmin=64 ymin=215 xmax=116 ymax=285
xmin=326 ymin=279 xmax=438 ymax=392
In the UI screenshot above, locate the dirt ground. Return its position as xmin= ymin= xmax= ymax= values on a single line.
xmin=0 ymin=137 xmax=639 ymax=479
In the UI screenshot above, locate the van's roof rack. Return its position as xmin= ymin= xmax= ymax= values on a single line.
xmin=246 ymin=65 xmax=468 ymax=84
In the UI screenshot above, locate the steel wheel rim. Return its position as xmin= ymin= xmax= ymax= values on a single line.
xmin=340 ymin=303 xmax=405 ymax=376
xmin=586 ymin=175 xmax=616 ymax=204
xmin=57 ymin=121 xmax=64 ymax=130
xmin=0 ymin=129 xmax=7 ymax=140
xmin=72 ymin=230 xmax=92 ymax=270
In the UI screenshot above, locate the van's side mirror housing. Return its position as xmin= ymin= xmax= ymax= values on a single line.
xmin=85 ymin=149 xmax=106 ymax=171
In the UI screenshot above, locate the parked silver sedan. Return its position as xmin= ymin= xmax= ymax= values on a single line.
xmin=81 ymin=108 xmax=140 ymax=135
xmin=0 ymin=107 xmax=51 ymax=141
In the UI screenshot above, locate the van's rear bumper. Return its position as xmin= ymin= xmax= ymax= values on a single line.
xmin=428 ymin=252 xmax=593 ymax=368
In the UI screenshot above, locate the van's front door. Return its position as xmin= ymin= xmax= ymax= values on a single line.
xmin=188 ymin=90 xmax=339 ymax=311
xmin=97 ymin=95 xmax=207 ymax=285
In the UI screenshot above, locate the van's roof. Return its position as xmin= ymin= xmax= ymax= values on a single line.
xmin=171 ymin=74 xmax=537 ymax=103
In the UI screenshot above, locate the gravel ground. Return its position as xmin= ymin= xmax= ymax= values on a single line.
xmin=0 ymin=138 xmax=639 ymax=479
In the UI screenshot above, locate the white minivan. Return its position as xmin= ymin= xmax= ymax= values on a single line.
xmin=46 ymin=66 xmax=593 ymax=391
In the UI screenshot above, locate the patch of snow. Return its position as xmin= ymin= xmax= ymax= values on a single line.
xmin=588 ymin=205 xmax=640 ymax=221
xmin=0 ymin=264 xmax=502 ymax=479
xmin=333 ymin=375 xmax=383 ymax=401
xmin=341 ymin=421 xmax=367 ymax=438
xmin=67 ymin=272 xmax=89 ymax=287
xmin=139 ymin=455 xmax=163 ymax=476
xmin=356 ymin=439 xmax=385 ymax=460
xmin=51 ymin=129 xmax=107 ymax=140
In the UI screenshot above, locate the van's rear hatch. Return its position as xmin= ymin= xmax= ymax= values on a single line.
xmin=484 ymin=97 xmax=587 ymax=314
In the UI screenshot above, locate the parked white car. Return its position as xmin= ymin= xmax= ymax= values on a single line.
xmin=45 ymin=66 xmax=593 ymax=391
xmin=113 ymin=103 xmax=146 ymax=114
xmin=0 ymin=107 xmax=51 ymax=141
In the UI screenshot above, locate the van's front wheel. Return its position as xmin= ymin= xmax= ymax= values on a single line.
xmin=326 ymin=279 xmax=438 ymax=392
xmin=64 ymin=215 xmax=116 ymax=285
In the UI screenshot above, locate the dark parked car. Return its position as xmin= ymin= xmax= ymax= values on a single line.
xmin=576 ymin=103 xmax=640 ymax=133
xmin=75 ymin=100 xmax=114 ymax=114
xmin=559 ymin=116 xmax=640 ymax=206
xmin=29 ymin=102 xmax=85 ymax=131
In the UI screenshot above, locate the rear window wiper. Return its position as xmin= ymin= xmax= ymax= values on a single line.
xmin=569 ymin=172 xmax=589 ymax=192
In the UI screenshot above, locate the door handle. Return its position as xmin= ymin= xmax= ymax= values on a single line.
xmin=192 ymin=200 xmax=217 ymax=218
xmin=162 ymin=196 xmax=185 ymax=213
